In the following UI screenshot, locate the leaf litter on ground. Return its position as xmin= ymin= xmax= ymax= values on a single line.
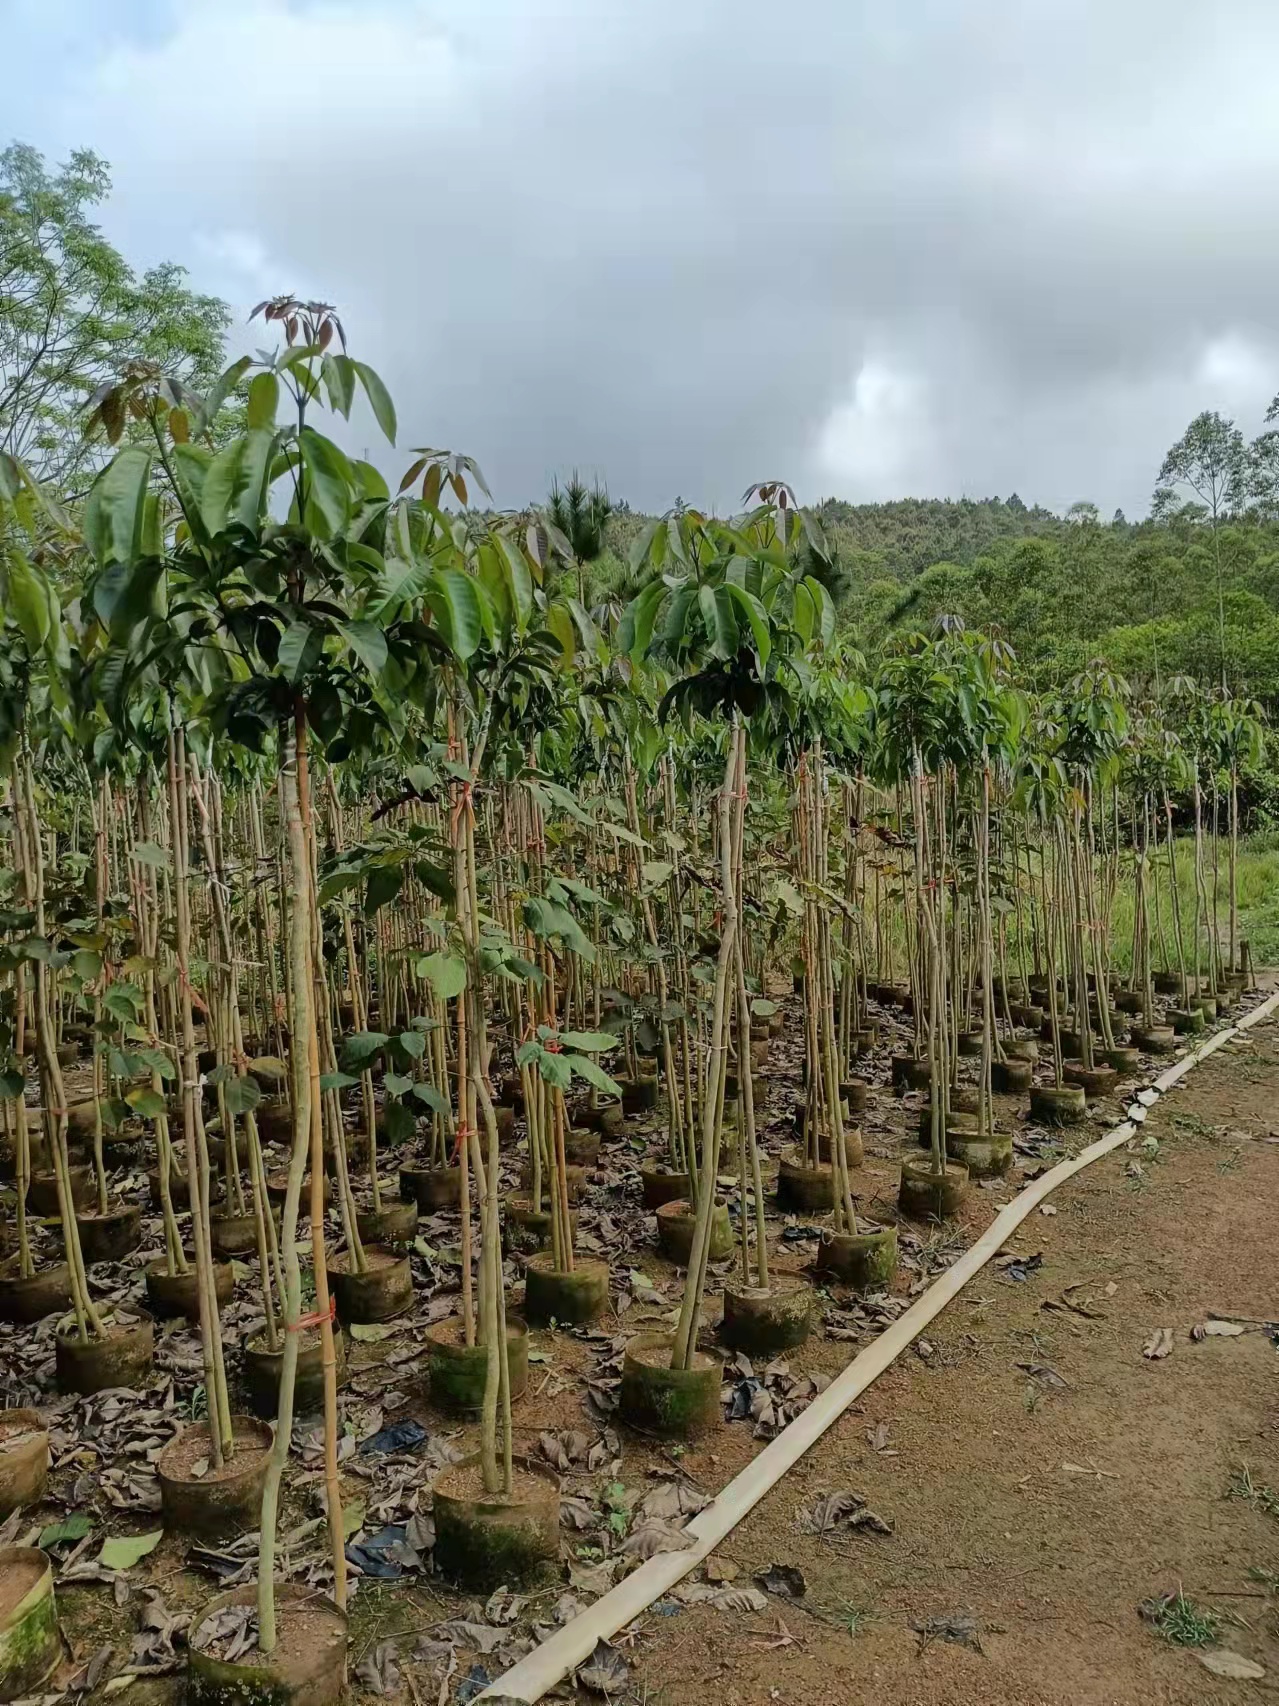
xmin=754 ymin=1563 xmax=806 ymax=1600
xmin=797 ymin=1490 xmax=893 ymax=1538
xmin=911 ymin=1611 xmax=983 ymax=1652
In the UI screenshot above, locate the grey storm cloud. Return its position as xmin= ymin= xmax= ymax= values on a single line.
xmin=17 ymin=0 xmax=1279 ymax=515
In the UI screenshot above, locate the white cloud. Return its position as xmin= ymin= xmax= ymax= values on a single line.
xmin=10 ymin=0 xmax=1279 ymax=513
xmin=815 ymin=356 xmax=932 ymax=498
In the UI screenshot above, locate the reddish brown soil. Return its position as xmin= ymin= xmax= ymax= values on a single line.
xmin=630 ymin=1023 xmax=1279 ymax=1706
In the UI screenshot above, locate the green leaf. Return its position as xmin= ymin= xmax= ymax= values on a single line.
xmin=724 ymin=582 xmax=772 ymax=669
xmin=545 ymin=601 xmax=576 ymax=663
xmin=196 ymin=354 xmax=252 ymax=435
xmin=129 ymin=841 xmax=170 ymax=871
xmin=623 ymin=579 xmax=666 ymax=662
xmin=383 ymin=1071 xmax=413 ymax=1097
xmin=353 ymin=361 xmax=397 ymax=445
xmin=537 ymin=1050 xmax=572 ymax=1090
xmin=40 ymin=1513 xmax=94 ymax=1549
xmin=71 ymin=949 xmax=102 ymax=983
xmin=99 ymin=1530 xmax=163 ymax=1570
xmin=417 ymin=951 xmax=468 ymax=1000
xmin=246 ymin=372 xmax=279 ymax=431
xmin=341 ymin=1031 xmax=389 ymax=1068
xmin=382 ymin=1099 xmax=417 ymax=1143
xmin=523 ymin=896 xmax=595 ymax=962
xmin=660 ymin=584 xmax=696 ymax=649
xmin=224 ymin=1077 xmax=262 ymax=1116
xmin=555 ymin=1030 xmax=619 ymax=1053
xmin=278 ymin=619 xmax=324 ymax=684
xmin=341 ymin=619 xmax=388 ymax=678
xmin=370 ymin=553 xmax=433 ymax=620
xmin=641 ymin=861 xmax=674 ymax=889
xmin=4 ymin=553 xmax=54 ymax=649
xmin=201 ymin=429 xmax=275 ymax=535
xmin=320 ymin=1071 xmax=358 ymax=1092
xmin=321 ymin=353 xmax=356 ymax=418
xmin=103 ymin=984 xmax=142 ymax=1021
xmin=426 ymin=569 xmax=484 ymax=662
xmin=567 ymin=596 xmax=601 ymax=657
xmin=497 ymin=536 xmax=534 ymax=631
xmin=801 ymin=576 xmax=835 ymax=647
xmin=126 ymin=1087 xmax=166 ymax=1120
xmin=396 ymin=1030 xmax=426 ymax=1060
xmin=701 ymin=584 xmax=740 ymax=660
xmin=410 ymin=1082 xmax=450 ymax=1115
xmin=365 ymin=865 xmax=404 ymax=915
xmin=84 ymin=448 xmax=153 ymax=566
xmin=299 ymin=426 xmax=355 ymax=536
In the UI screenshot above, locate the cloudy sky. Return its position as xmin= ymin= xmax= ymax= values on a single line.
xmin=7 ymin=0 xmax=1279 ymax=516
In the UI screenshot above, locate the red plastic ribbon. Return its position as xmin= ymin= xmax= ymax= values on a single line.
xmin=289 ymin=1296 xmax=336 ymax=1332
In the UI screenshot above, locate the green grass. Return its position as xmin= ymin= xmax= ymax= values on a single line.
xmin=865 ymin=833 xmax=1275 ymax=990
xmin=1106 ymin=834 xmax=1279 ymax=976
xmin=831 ymin=1599 xmax=877 ymax=1636
xmin=1229 ymin=1465 xmax=1279 ymax=1519
xmin=1144 ymin=1590 xmax=1224 ymax=1648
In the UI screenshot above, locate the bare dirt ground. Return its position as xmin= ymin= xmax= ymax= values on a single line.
xmin=629 ymin=1024 xmax=1279 ymax=1706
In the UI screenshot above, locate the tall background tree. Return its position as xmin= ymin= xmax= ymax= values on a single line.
xmin=1152 ymin=410 xmax=1247 ymax=691
xmin=0 ymin=143 xmax=229 ymax=491
xmin=545 ymin=472 xmax=612 ymax=606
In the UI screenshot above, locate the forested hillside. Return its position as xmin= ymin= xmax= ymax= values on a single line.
xmin=589 ymin=491 xmax=1279 ymax=705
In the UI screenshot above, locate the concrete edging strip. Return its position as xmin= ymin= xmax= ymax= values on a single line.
xmin=478 ymin=988 xmax=1279 ymax=1703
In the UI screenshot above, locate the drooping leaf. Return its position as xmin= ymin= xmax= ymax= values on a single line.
xmin=353 ymin=361 xmax=397 ymax=445
xmin=278 ymin=619 xmax=324 ymax=684
xmin=224 ymin=1077 xmax=262 ymax=1116
xmin=299 ymin=426 xmax=355 ymax=536
xmin=410 ymin=1082 xmax=450 ymax=1115
xmin=426 ymin=570 xmax=485 ymax=661
xmin=246 ymin=372 xmax=279 ymax=431
xmin=567 ymin=1055 xmax=622 ymax=1096
xmin=523 ymin=896 xmax=595 ymax=962
xmin=341 ymin=619 xmax=388 ymax=678
xmin=84 ymin=448 xmax=153 ymax=566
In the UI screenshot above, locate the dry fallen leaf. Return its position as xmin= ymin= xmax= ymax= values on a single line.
xmin=755 ymin=1564 xmax=806 ymax=1600
xmin=677 ymin=1582 xmax=769 ymax=1613
xmin=1142 ymin=1328 xmax=1174 ymax=1360
xmin=577 ymin=1640 xmax=630 ymax=1695
xmin=1040 ymin=1204 xmax=1058 ymax=1217
xmin=1197 ymin=1650 xmax=1265 ymax=1680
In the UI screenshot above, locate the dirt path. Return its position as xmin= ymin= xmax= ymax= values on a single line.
xmin=629 ymin=1024 xmax=1279 ymax=1706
